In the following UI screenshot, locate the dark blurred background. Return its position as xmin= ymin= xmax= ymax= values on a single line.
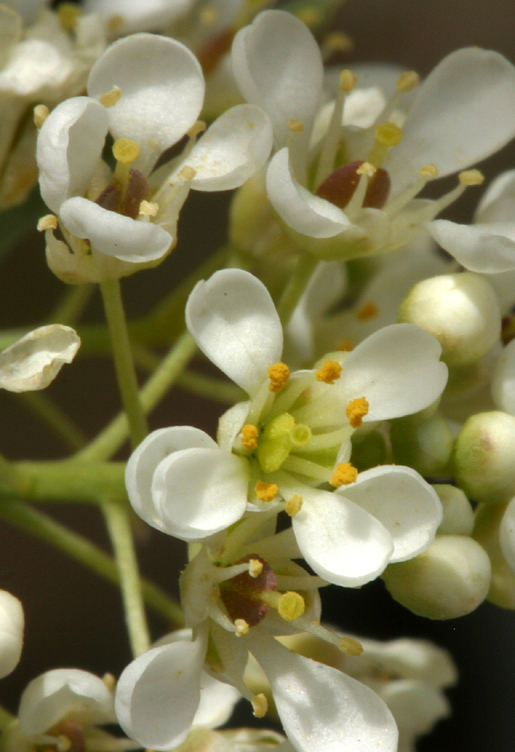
xmin=1 ymin=1 xmax=515 ymax=749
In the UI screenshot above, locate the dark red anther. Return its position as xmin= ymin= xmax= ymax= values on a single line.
xmin=219 ymin=554 xmax=276 ymax=627
xmin=316 ymin=159 xmax=391 ymax=210
xmin=197 ymin=27 xmax=236 ymax=76
xmin=46 ymin=719 xmax=85 ymax=752
xmin=121 ymin=168 xmax=150 ymax=219
xmin=95 ymin=182 xmax=121 ymax=212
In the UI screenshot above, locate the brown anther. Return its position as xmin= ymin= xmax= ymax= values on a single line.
xmin=316 ymin=359 xmax=342 ymax=384
xmin=339 ymin=636 xmax=363 ymax=656
xmin=252 ymin=693 xmax=268 ymax=718
xmin=288 ymin=119 xmax=305 ymax=133
xmin=241 ymin=424 xmax=259 ymax=450
xmin=268 ymin=362 xmax=290 ymax=392
xmin=37 ymin=214 xmax=58 ymax=232
xmin=99 ymin=86 xmax=121 ymax=108
xmin=234 ymin=618 xmax=250 ymax=636
xmin=34 ymin=104 xmax=49 ymax=128
xmin=346 ymin=397 xmax=369 ymax=428
xmin=356 ymin=301 xmax=379 ymax=321
xmin=330 ymin=462 xmax=358 ymax=487
xmin=285 ymin=493 xmax=303 ymax=516
xmin=255 ymin=481 xmax=279 ymax=502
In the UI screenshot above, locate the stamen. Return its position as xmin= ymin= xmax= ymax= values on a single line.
xmin=268 ymin=362 xmax=290 ymax=392
xmin=99 ymin=86 xmax=121 ymax=108
xmin=252 ymin=693 xmax=268 ymax=718
xmin=356 ymin=301 xmax=379 ymax=320
xmin=37 ymin=214 xmax=58 ymax=232
xmin=368 ymin=122 xmax=402 ymax=168
xmin=346 ymin=397 xmax=369 ymax=428
xmin=187 ymin=120 xmax=207 ymax=139
xmin=139 ymin=200 xmax=158 ymax=217
xmin=234 ymin=618 xmax=250 ymax=636
xmin=314 ymin=69 xmax=357 ymax=188
xmin=322 ymin=31 xmax=354 ymax=59
xmin=316 ymin=359 xmax=342 ymax=384
xmin=383 ymin=164 xmax=438 ymax=217
xmin=249 ymin=559 xmax=264 ymax=578
xmin=293 ymin=619 xmax=363 ymax=656
xmin=255 ymin=481 xmax=279 ymax=502
xmin=281 ymin=455 xmax=332 ymax=482
xmin=396 ymin=70 xmax=419 ymax=92
xmin=330 ymin=462 xmax=358 ymax=487
xmin=102 ymin=672 xmax=116 ymax=690
xmin=57 ymin=2 xmax=81 ymax=31
xmin=340 ymin=69 xmax=358 ymax=94
xmin=459 ymin=169 xmax=485 ymax=186
xmin=178 ymin=165 xmax=197 ymax=182
xmin=339 ymin=636 xmax=364 ymax=656
xmin=285 ymin=493 xmax=303 ymax=516
xmin=33 ymin=104 xmax=49 ymax=128
xmin=419 ymin=163 xmax=439 ymax=178
xmin=288 ymin=119 xmax=305 ymax=134
xmin=241 ymin=424 xmax=259 ymax=450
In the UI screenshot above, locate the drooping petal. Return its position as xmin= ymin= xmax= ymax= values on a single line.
xmin=0 ymin=325 xmax=80 ymax=392
xmin=386 ymin=48 xmax=515 ymax=197
xmin=186 ymin=269 xmax=283 ymax=395
xmin=335 ymin=324 xmax=448 ymax=420
xmin=0 ymin=590 xmax=23 ymax=679
xmin=429 ymin=219 xmax=515 ymax=273
xmin=184 ymin=104 xmax=273 ymax=191
xmin=340 ymin=466 xmax=442 ymax=563
xmin=266 ymin=148 xmax=351 ymax=238
xmin=115 ymin=634 xmax=206 ymax=751
xmin=246 ymin=630 xmax=398 ymax=752
xmin=37 ymin=97 xmax=108 ymax=213
xmin=125 ymin=427 xmax=218 ymax=532
xmin=87 ymin=34 xmax=204 ymax=175
xmin=59 ymin=197 xmax=173 ymax=262
xmin=492 ymin=339 xmax=515 ymax=415
xmin=151 ymin=446 xmax=249 ymax=540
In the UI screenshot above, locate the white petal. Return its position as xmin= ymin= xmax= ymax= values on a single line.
xmin=337 ymin=324 xmax=448 ymax=420
xmin=185 ymin=105 xmax=273 ymax=191
xmin=429 ymin=219 xmax=515 ymax=273
xmin=125 ymin=427 xmax=218 ymax=532
xmin=0 ymin=325 xmax=80 ymax=393
xmin=246 ymin=630 xmax=398 ymax=752
xmin=193 ymin=672 xmax=240 ymax=729
xmin=387 ymin=48 xmax=515 ymax=196
xmin=340 ymin=466 xmax=442 ymax=562
xmin=266 ymin=148 xmax=351 ymax=238
xmin=475 ymin=169 xmax=515 ymax=223
xmin=380 ymin=680 xmax=449 ymax=739
xmin=37 ymin=97 xmax=108 ymax=213
xmin=82 ymin=0 xmax=196 ymax=34
xmin=60 ymin=197 xmax=173 ymax=262
xmin=87 ymin=34 xmax=204 ymax=175
xmin=500 ymin=497 xmax=515 ymax=573
xmin=115 ymin=636 xmax=206 ymax=751
xmin=19 ymin=669 xmax=115 ymax=735
xmin=492 ymin=339 xmax=515 ymax=415
xmin=217 ymin=401 xmax=251 ymax=451
xmin=0 ymin=591 xmax=23 ymax=679
xmin=186 ymin=269 xmax=283 ymax=395
xmin=151 ymin=446 xmax=249 ymax=540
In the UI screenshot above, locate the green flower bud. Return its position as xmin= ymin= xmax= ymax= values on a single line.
xmin=434 ymin=484 xmax=474 ymax=536
xmin=390 ymin=414 xmax=453 ymax=476
xmin=473 ymin=502 xmax=515 ymax=609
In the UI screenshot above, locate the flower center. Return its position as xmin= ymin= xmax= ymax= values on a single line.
xmin=316 ymin=159 xmax=391 ymax=210
xmin=219 ymin=554 xmax=277 ymax=627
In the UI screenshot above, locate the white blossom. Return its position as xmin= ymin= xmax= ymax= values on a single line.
xmin=0 ymin=590 xmax=24 ymax=679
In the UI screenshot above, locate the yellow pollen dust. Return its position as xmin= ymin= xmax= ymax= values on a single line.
xmin=255 ymin=481 xmax=279 ymax=502
xmin=338 ymin=338 xmax=354 ymax=352
xmin=375 ymin=121 xmax=403 ymax=147
xmin=248 ymin=559 xmax=264 ymax=578
xmin=396 ymin=70 xmax=419 ymax=92
xmin=241 ymin=424 xmax=259 ymax=450
xmin=297 ymin=7 xmax=321 ymax=27
xmin=346 ymin=397 xmax=369 ymax=428
xmin=356 ymin=161 xmax=376 ymax=177
xmin=316 ymin=360 xmax=342 ymax=384
xmin=57 ymin=2 xmax=81 ymax=31
xmin=323 ymin=32 xmax=354 ymax=56
xmin=459 ymin=169 xmax=484 ymax=186
xmin=268 ymin=362 xmax=290 ymax=392
xmin=179 ymin=165 xmax=197 ymax=181
xmin=99 ymin=86 xmax=122 ymax=108
xmin=278 ymin=591 xmax=305 ymax=621
xmin=139 ymin=200 xmax=158 ymax=217
xmin=252 ymin=693 xmax=268 ymax=718
xmin=285 ymin=493 xmax=303 ymax=517
xmin=33 ymin=104 xmax=49 ymax=128
xmin=339 ymin=636 xmax=364 ymax=656
xmin=113 ymin=138 xmax=140 ymax=164
xmin=37 ymin=214 xmax=58 ymax=232
xmin=419 ymin=163 xmax=438 ymax=179
xmin=356 ymin=301 xmax=379 ymax=321
xmin=330 ymin=462 xmax=358 ymax=487
xmin=288 ymin=119 xmax=305 ymax=133
xmin=234 ymin=618 xmax=250 ymax=636
xmin=340 ymin=69 xmax=357 ymax=93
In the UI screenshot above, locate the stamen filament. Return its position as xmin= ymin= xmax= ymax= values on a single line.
xmin=275 ymin=574 xmax=329 ymax=590
xmin=266 ymin=371 xmax=317 ymax=421
xmin=314 ymin=71 xmax=353 ymax=189
xmin=299 ymin=427 xmax=350 ymax=451
xmin=281 ymin=455 xmax=332 ymax=481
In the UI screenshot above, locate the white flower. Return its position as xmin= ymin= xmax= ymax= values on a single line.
xmin=0 ymin=324 xmax=80 ymax=392
xmin=37 ymin=32 xmax=272 ymax=281
xmin=231 ymin=10 xmax=515 ymax=260
xmin=0 ymin=590 xmax=24 ymax=679
xmin=82 ymin=0 xmax=197 ymax=35
xmin=126 ymin=268 xmax=445 ymax=587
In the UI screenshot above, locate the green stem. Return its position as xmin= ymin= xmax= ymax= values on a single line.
xmin=47 ymin=284 xmax=94 ymax=327
xmin=0 ymin=453 xmax=31 ymax=496
xmin=77 ymin=331 xmax=197 ymax=462
xmin=102 ymin=499 xmax=150 ymax=657
xmin=100 ymin=278 xmax=148 ymax=450
xmin=8 ymin=460 xmax=126 ymax=503
xmin=19 ymin=391 xmax=87 ymax=451
xmin=0 ymin=500 xmax=183 ymax=626
xmin=277 ymin=253 xmax=318 ymax=326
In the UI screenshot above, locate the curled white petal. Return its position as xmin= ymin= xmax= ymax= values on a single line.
xmin=0 ymin=591 xmax=23 ymax=679
xmin=429 ymin=219 xmax=515 ymax=273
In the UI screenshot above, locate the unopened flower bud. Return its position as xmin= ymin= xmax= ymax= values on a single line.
xmin=382 ymin=535 xmax=491 ymax=619
xmin=0 ymin=591 xmax=24 ymax=678
xmin=398 ymin=273 xmax=501 ymax=367
xmin=453 ymin=411 xmax=515 ymax=504
xmin=473 ymin=501 xmax=515 ymax=609
xmin=434 ymin=485 xmax=474 ymax=536
xmin=390 ymin=414 xmax=453 ymax=476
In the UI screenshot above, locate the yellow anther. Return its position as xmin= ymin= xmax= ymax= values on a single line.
xmin=396 ymin=70 xmax=419 ymax=92
xmin=241 ymin=424 xmax=259 ymax=450
xmin=356 ymin=161 xmax=377 ymax=177
xmin=99 ymin=86 xmax=122 ymax=108
xmin=252 ymin=693 xmax=268 ymax=718
xmin=338 ymin=338 xmax=354 ymax=352
xmin=297 ymin=7 xmax=321 ymax=27
xmin=330 ymin=462 xmax=358 ymax=487
xmin=339 ymin=636 xmax=363 ymax=656
xmin=346 ymin=397 xmax=369 ymax=428
xmin=248 ymin=559 xmax=264 ymax=578
xmin=323 ymin=32 xmax=354 ymax=55
xmin=459 ymin=169 xmax=485 ymax=186
xmin=200 ymin=6 xmax=219 ymax=24
xmin=419 ymin=163 xmax=439 ymax=179
xmin=57 ymin=2 xmax=81 ymax=31
xmin=234 ymin=618 xmax=250 ymax=636
xmin=356 ymin=301 xmax=379 ymax=321
xmin=375 ymin=122 xmax=402 ymax=147
xmin=37 ymin=214 xmax=58 ymax=232
xmin=340 ymin=69 xmax=357 ymax=93
xmin=285 ymin=493 xmax=303 ymax=516
xmin=33 ymin=104 xmax=49 ymax=128
xmin=179 ymin=165 xmax=197 ymax=181
xmin=288 ymin=119 xmax=305 ymax=134
xmin=268 ymin=362 xmax=290 ymax=392
xmin=102 ymin=673 xmax=116 ymax=690
xmin=113 ymin=138 xmax=140 ymax=164
xmin=107 ymin=14 xmax=124 ymax=33
xmin=316 ymin=359 xmax=342 ymax=384
xmin=187 ymin=120 xmax=207 ymax=139
xmin=255 ymin=481 xmax=279 ymax=502
xmin=139 ymin=200 xmax=158 ymax=217
xmin=278 ymin=591 xmax=305 ymax=621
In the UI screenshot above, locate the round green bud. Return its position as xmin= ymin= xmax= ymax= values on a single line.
xmin=390 ymin=414 xmax=453 ymax=476
xmin=453 ymin=411 xmax=515 ymax=504
xmin=473 ymin=502 xmax=515 ymax=609
xmin=398 ymin=272 xmax=501 ymax=367
xmin=350 ymin=429 xmax=387 ymax=471
xmin=382 ymin=535 xmax=491 ymax=620
xmin=434 ymin=485 xmax=474 ymax=536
